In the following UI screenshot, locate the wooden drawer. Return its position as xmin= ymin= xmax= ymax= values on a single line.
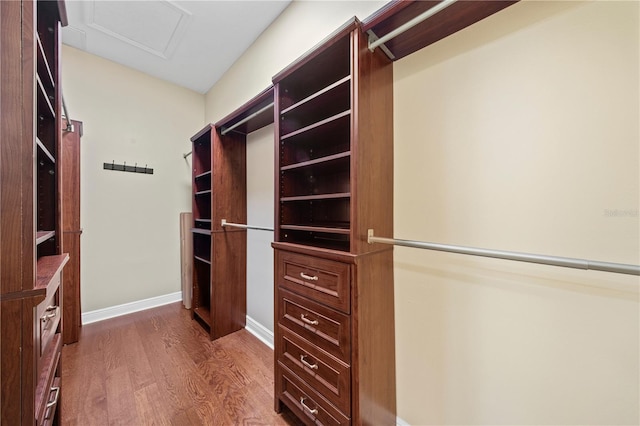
xmin=278 ymin=326 xmax=350 ymax=415
xmin=278 ymin=288 xmax=350 ymax=362
xmin=277 ymin=250 xmax=350 ymax=313
xmin=40 ymin=377 xmax=61 ymax=426
xmin=278 ymin=365 xmax=350 ymax=426
xmin=37 ymin=289 xmax=61 ymax=357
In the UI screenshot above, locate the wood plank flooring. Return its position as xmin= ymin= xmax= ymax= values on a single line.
xmin=61 ymin=302 xmax=303 ymax=425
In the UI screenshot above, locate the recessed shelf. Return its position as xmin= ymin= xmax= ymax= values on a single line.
xmin=281 ymin=151 xmax=350 ymax=172
xmin=191 ymin=228 xmax=211 ymax=236
xmin=281 ymin=75 xmax=351 ymax=116
xmin=195 ymin=190 xmax=212 ymax=197
xmin=194 ymin=255 xmax=211 ymax=265
xmin=195 ymin=170 xmax=212 ymax=180
xmin=280 ymin=224 xmax=350 ymax=235
xmin=36 ymin=33 xmax=55 ymax=93
xmin=281 ymin=192 xmax=351 ymax=202
xmin=193 ymin=306 xmax=211 ymax=327
xmin=36 ymin=138 xmax=55 ymax=164
xmin=36 ymin=230 xmax=55 ymax=245
xmin=281 ymin=110 xmax=351 ymax=141
xmin=36 ymin=75 xmax=55 ymax=119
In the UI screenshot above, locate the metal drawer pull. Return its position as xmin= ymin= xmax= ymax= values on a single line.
xmin=300 ymin=355 xmax=318 ymax=370
xmin=300 ymin=314 xmax=319 ymax=326
xmin=46 ymin=386 xmax=60 ymax=408
xmin=41 ymin=306 xmax=58 ymax=323
xmin=299 ymin=272 xmax=318 ymax=281
xmin=300 ymin=397 xmax=318 ymax=415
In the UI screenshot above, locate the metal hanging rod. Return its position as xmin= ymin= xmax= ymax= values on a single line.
xmin=367 ymin=229 xmax=640 ymax=276
xmin=220 ymin=102 xmax=274 ymax=136
xmin=368 ymin=0 xmax=457 ymax=53
xmin=221 ymin=219 xmax=274 ymax=232
xmin=61 ymin=93 xmax=74 ymax=132
xmin=183 ymin=151 xmax=192 ymax=159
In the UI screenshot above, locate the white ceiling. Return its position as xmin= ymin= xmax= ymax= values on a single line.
xmin=62 ymin=0 xmax=291 ymax=94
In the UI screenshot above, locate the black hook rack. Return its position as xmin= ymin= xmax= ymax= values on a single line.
xmin=103 ymin=161 xmax=153 ymax=174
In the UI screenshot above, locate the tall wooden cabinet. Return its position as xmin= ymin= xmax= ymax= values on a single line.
xmin=190 ymin=124 xmax=247 ymax=340
xmin=61 ymin=119 xmax=83 ymax=345
xmin=272 ymin=18 xmax=396 ymax=425
xmin=1 ymin=0 xmax=69 ymax=425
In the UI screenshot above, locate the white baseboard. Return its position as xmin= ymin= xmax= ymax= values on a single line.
xmin=396 ymin=416 xmax=410 ymax=426
xmin=82 ymin=291 xmax=182 ymax=325
xmin=244 ymin=315 xmax=274 ymax=349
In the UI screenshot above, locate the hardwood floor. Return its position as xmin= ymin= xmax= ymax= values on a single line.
xmin=61 ymin=302 xmax=303 ymax=425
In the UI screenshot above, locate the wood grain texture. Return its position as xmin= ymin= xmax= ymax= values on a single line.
xmin=61 ymin=119 xmax=82 ymax=344
xmin=61 ymin=302 xmax=304 ymax=425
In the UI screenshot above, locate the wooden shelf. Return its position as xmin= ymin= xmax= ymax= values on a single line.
xmin=36 ymin=230 xmax=56 ymax=245
xmin=194 ymin=255 xmax=211 ymax=265
xmin=191 ymin=228 xmax=211 ymax=235
xmin=36 ymin=137 xmax=55 ymax=164
xmin=281 ymin=151 xmax=350 ymax=171
xmin=36 ymin=75 xmax=55 ymax=119
xmin=35 ymin=254 xmax=69 ymax=292
xmin=281 ymin=192 xmax=351 ymax=202
xmin=281 ymin=110 xmax=350 ymax=141
xmin=281 ymin=76 xmax=351 ymax=115
xmin=36 ymin=33 xmax=55 ymax=93
xmin=280 ymin=224 xmax=350 ymax=235
xmin=193 ymin=307 xmax=211 ymax=327
xmin=194 ymin=170 xmax=212 ymax=180
xmin=194 ymin=190 xmax=212 ymax=197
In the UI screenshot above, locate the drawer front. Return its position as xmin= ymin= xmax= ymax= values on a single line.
xmin=279 ymin=366 xmax=350 ymax=426
xmin=277 ymin=251 xmax=350 ymax=313
xmin=279 ymin=288 xmax=350 ymax=363
xmin=41 ymin=377 xmax=61 ymax=426
xmin=278 ymin=326 xmax=350 ymax=415
xmin=38 ymin=291 xmax=61 ymax=356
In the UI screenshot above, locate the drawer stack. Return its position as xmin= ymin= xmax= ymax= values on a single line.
xmin=275 ymin=250 xmax=352 ymax=425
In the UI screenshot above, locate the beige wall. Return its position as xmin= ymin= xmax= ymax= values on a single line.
xmin=394 ymin=1 xmax=639 ymax=424
xmin=61 ymin=45 xmax=204 ymax=312
xmin=204 ymin=0 xmax=639 ymax=424
xmin=204 ymin=0 xmax=386 ymax=334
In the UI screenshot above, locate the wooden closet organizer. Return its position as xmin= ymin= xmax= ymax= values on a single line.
xmin=189 ymin=87 xmax=274 ymax=340
xmin=271 ymin=18 xmax=396 ymax=425
xmin=1 ymin=0 xmax=69 ymax=424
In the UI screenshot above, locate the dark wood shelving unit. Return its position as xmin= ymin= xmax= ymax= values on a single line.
xmin=1 ymin=1 xmax=69 ymax=424
xmin=272 ymin=17 xmax=396 ymax=425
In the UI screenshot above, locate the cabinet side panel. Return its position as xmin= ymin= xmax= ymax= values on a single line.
xmin=212 ymin=231 xmax=247 ymax=339
xmin=1 ymin=0 xmax=34 ymax=295
xmin=212 ymin=130 xmax=247 ymax=230
xmin=1 ymin=300 xmax=23 ymax=425
xmin=352 ymin=29 xmax=394 ymax=254
xmin=352 ymin=250 xmax=396 ymax=425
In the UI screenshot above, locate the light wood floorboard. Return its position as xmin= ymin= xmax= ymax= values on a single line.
xmin=61 ymin=302 xmax=303 ymax=425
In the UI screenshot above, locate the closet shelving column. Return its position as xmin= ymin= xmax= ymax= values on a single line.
xmin=1 ymin=0 xmax=69 ymax=424
xmin=190 ymin=125 xmax=214 ymax=334
xmin=272 ymin=18 xmax=396 ymax=425
xmin=189 ymin=118 xmax=248 ymax=340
